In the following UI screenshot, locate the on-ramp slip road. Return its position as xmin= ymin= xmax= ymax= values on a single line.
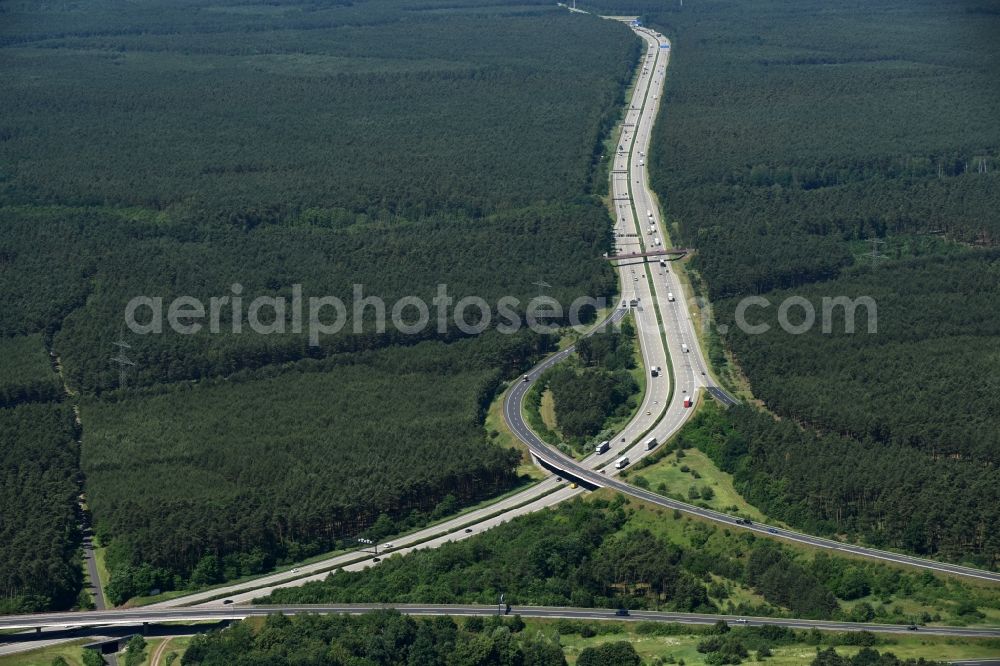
xmin=3 ymin=17 xmax=997 ymax=660
xmin=504 ymin=22 xmax=1000 ymax=585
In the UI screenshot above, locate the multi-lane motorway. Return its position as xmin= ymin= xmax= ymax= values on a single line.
xmin=2 ymin=17 xmax=998 ymax=660
xmin=504 ymin=23 xmax=1000 ymax=586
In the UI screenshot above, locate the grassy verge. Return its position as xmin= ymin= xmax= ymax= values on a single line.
xmin=621 ymin=444 xmax=770 ymax=523
xmin=0 ymin=635 xmax=198 ymax=666
xmin=485 ymin=390 xmax=546 ymax=482
xmin=540 ymin=390 xmax=558 ymax=432
xmin=142 ymin=635 xmax=193 ymax=665
xmin=528 ymin=618 xmax=1000 ymax=665
xmin=522 ymin=379 xmax=573 ymax=457
xmin=0 ymin=640 xmax=91 ymax=666
xmin=679 ymin=262 xmax=754 ymax=400
xmin=94 ymin=546 xmax=110 ymax=604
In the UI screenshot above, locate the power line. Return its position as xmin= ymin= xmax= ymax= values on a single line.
xmin=856 ymin=238 xmax=888 ymax=267
xmin=110 ymin=333 xmax=136 ymax=391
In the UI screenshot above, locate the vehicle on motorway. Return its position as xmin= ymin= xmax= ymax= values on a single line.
xmin=646 ymin=209 xmax=652 ymax=217
xmin=659 ymin=259 xmax=667 ymax=267
xmin=465 ymin=528 xmax=473 ymax=533
xmin=596 ymin=440 xmax=610 ymax=454
xmin=223 ymin=599 xmax=233 ymax=605
xmin=615 ymin=608 xmax=630 ymax=616
xmin=522 ymin=374 xmax=529 ymax=382
xmin=615 ymin=456 xmax=630 ymax=469
xmin=737 ymin=518 xmax=753 ymax=526
xmin=907 ymin=625 xmax=919 ymax=631
xmin=645 ymin=436 xmax=658 ymax=450
xmin=736 ymin=618 xmax=748 ymax=624
xmin=681 ymin=343 xmax=689 ymax=353
xmin=383 ymin=543 xmax=393 ymax=550
xmin=372 ymin=557 xmax=381 ymax=562
xmin=650 ymin=367 xmax=659 ymax=377
xmin=683 ymin=394 xmax=693 ymax=408
xmin=767 ymin=528 xmax=778 ymax=534
xmin=629 ymin=298 xmax=639 ymax=307
xmin=667 ymin=292 xmax=675 ymax=302
xmin=291 ymin=568 xmax=299 ymax=573
xmin=505 ymin=604 xmax=512 ymax=615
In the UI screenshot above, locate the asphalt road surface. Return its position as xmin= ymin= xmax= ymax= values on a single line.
xmin=2 ymin=604 xmax=999 ymax=640
xmin=504 ymin=22 xmax=1000 ymax=586
xmin=4 ymin=15 xmax=997 ymax=661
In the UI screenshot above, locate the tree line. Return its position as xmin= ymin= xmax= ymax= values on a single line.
xmin=181 ymin=610 xmax=568 ymax=666
xmin=0 ymin=403 xmax=82 ymax=612
xmin=262 ymin=495 xmax=998 ymax=624
xmin=680 ymin=403 xmax=1000 ymax=571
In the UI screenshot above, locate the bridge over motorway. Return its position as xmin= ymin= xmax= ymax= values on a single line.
xmin=605 ymin=248 xmax=690 ymax=260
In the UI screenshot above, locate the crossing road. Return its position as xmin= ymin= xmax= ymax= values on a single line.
xmin=2 ymin=604 xmax=999 ymax=639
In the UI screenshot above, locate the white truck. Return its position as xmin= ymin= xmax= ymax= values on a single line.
xmin=615 ymin=456 xmax=630 ymax=470
xmin=595 ymin=440 xmax=610 ymax=454
xmin=645 ymin=437 xmax=658 ymax=450
xmin=667 ymin=292 xmax=675 ymax=302
xmin=681 ymin=343 xmax=689 ymax=353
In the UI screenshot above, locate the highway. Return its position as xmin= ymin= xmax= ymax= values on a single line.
xmin=139 ymin=18 xmax=685 ymax=612
xmin=2 ymin=604 xmax=999 ymax=639
xmin=502 ymin=22 xmax=1000 ymax=586
xmin=3 ymin=16 xmax=998 ymax=661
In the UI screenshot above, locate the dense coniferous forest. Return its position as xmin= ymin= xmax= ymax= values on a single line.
xmin=0 ymin=334 xmax=62 ymax=406
xmin=578 ymin=0 xmax=1000 ymax=567
xmin=679 ymin=403 xmax=1000 ymax=570
xmin=2 ymin=203 xmax=617 ymax=392
xmin=0 ymin=4 xmax=638 ymax=217
xmin=0 ymin=403 xmax=81 ymax=612
xmin=0 ymin=0 xmax=641 ymax=608
xmin=86 ymin=335 xmax=546 ymax=602
xmin=717 ymin=253 xmax=1000 ymax=465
